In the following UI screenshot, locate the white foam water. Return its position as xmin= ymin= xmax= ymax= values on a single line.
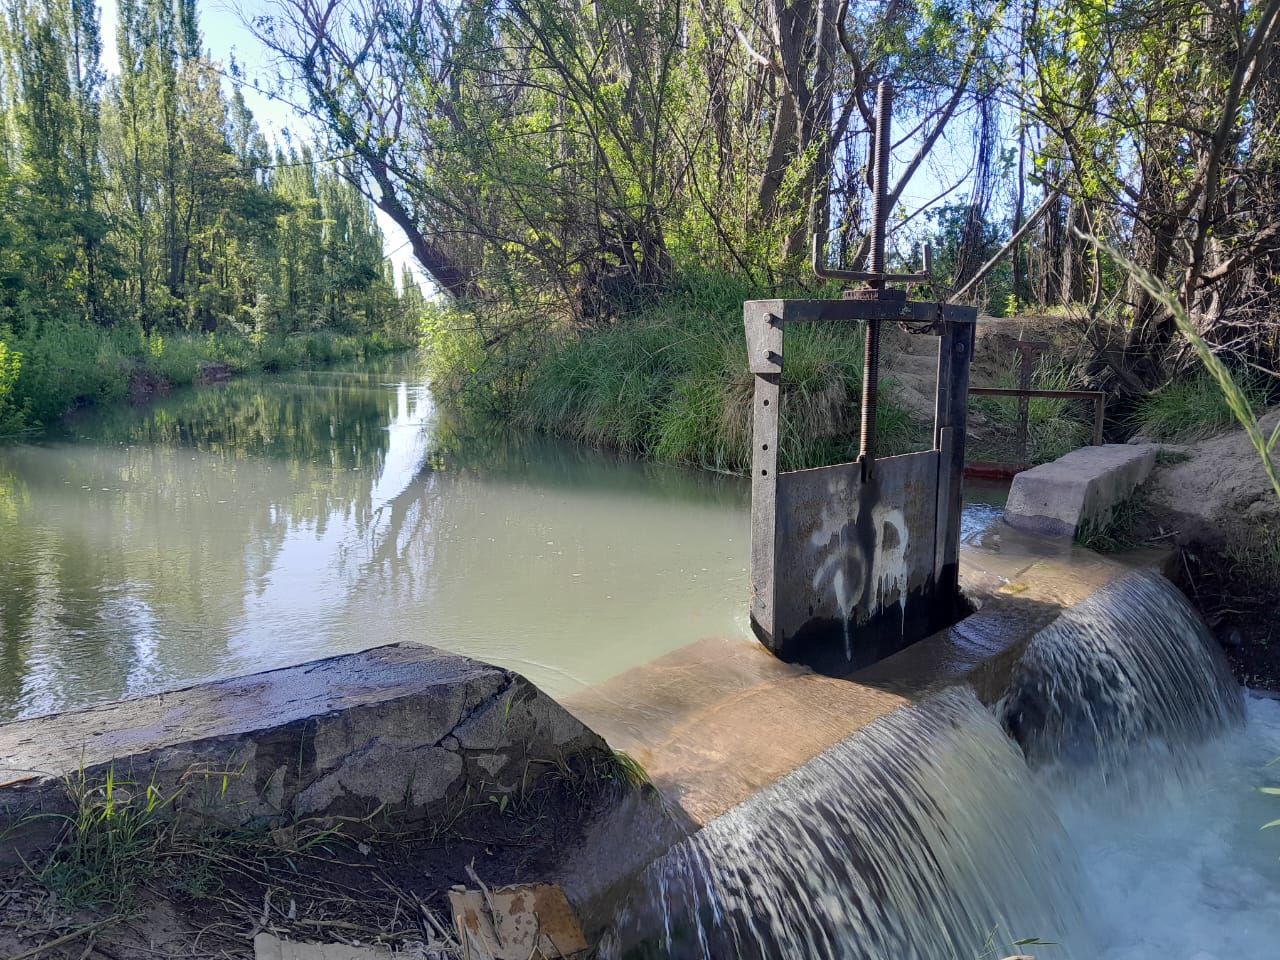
xmin=606 ymin=572 xmax=1279 ymax=958
xmin=998 ymin=570 xmax=1244 ymax=790
xmin=1066 ymin=693 xmax=1280 ymax=960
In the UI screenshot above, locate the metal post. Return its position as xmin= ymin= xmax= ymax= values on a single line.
xmin=1013 ymin=340 xmax=1049 ymax=466
xmin=859 ymin=82 xmax=893 ymax=477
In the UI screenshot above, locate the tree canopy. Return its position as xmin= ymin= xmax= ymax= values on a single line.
xmin=252 ymin=0 xmax=1280 ymax=388
xmin=0 ymin=0 xmax=417 ymax=340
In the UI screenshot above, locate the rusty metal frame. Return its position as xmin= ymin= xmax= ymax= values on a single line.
xmin=966 ymin=386 xmax=1106 ymax=477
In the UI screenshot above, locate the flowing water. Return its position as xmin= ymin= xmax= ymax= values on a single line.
xmin=999 ymin=571 xmax=1245 ymax=789
xmin=607 ymin=687 xmax=1094 ymax=959
xmin=606 ymin=571 xmax=1280 ymax=960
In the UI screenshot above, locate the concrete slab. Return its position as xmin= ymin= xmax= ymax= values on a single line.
xmin=0 ymin=643 xmax=608 ymax=865
xmin=1004 ymin=443 xmax=1159 ymax=537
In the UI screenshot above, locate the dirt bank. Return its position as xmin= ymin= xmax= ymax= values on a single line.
xmin=1145 ymin=408 xmax=1280 ymax=688
xmin=0 ymin=766 xmax=643 ymax=959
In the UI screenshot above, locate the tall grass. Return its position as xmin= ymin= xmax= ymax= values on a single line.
xmin=1130 ymin=373 xmax=1270 ymax=443
xmin=970 ymin=358 xmax=1092 ymax=464
xmin=511 ymin=271 xmax=923 ymax=472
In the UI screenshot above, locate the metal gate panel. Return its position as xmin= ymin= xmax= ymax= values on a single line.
xmin=771 ymin=450 xmax=941 ymax=671
xmin=745 ymin=82 xmax=976 ymax=673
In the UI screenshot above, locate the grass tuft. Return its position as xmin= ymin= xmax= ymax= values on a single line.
xmin=1075 ymin=488 xmax=1154 ymax=553
xmin=604 ymin=750 xmax=652 ymax=789
xmin=39 ymin=766 xmax=187 ymax=909
xmin=494 ymin=270 xmax=926 ymax=472
xmin=1130 ymin=374 xmax=1270 ymax=443
xmin=1222 ymin=523 xmax=1280 ymax=586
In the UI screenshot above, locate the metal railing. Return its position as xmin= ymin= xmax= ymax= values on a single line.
xmin=966 ymin=386 xmax=1106 ymax=477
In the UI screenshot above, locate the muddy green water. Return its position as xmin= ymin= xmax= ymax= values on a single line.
xmin=0 ymin=356 xmax=751 ymax=721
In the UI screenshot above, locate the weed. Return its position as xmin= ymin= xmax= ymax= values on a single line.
xmin=1130 ymin=373 xmax=1270 ymax=443
xmin=39 ymin=766 xmax=185 ymax=908
xmin=603 ymin=750 xmax=651 ymax=789
xmin=1155 ymin=448 xmax=1191 ymax=466
xmin=1075 ymin=488 xmax=1154 ymax=553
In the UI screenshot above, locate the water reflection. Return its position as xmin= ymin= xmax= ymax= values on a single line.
xmin=0 ymin=359 xmax=751 ymax=720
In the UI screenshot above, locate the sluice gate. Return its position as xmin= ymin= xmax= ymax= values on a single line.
xmin=745 ymin=84 xmax=977 ymax=671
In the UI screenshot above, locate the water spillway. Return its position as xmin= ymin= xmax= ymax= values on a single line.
xmin=594 ymin=569 xmax=1268 ymax=959
xmin=1000 ymin=570 xmax=1245 ymax=786
xmin=607 ymin=688 xmax=1091 ymax=959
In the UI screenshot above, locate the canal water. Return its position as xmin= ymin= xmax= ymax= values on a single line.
xmin=0 ymin=355 xmax=750 ymax=721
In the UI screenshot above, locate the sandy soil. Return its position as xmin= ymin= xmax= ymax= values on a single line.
xmin=1149 ymin=408 xmax=1280 ymax=529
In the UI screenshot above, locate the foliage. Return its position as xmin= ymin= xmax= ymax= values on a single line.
xmin=0 ymin=337 xmax=23 ymax=435
xmin=1130 ymin=375 xmax=1270 ymax=443
xmin=428 ymin=269 xmax=924 ymax=473
xmin=254 ymin=0 xmax=1004 ymax=306
xmin=1101 ymin=238 xmax=1280 ymax=501
xmin=3 ymin=319 xmax=409 ymax=431
xmin=0 ymin=0 xmax=423 ymax=434
xmin=245 ymin=0 xmax=1280 ymax=416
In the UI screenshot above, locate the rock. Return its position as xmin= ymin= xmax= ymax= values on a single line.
xmin=449 ymin=883 xmax=589 ymax=959
xmin=0 ymin=643 xmax=610 ymax=867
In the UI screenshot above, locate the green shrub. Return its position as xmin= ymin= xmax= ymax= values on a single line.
xmin=0 ymin=336 xmax=24 ymax=436
xmin=13 ymin=320 xmax=130 ymax=425
xmin=1130 ymin=373 xmax=1270 ymax=442
xmin=430 ymin=269 xmax=925 ymax=473
xmin=143 ymin=332 xmax=209 ymax=388
xmin=1 ymin=320 xmax=413 ymax=438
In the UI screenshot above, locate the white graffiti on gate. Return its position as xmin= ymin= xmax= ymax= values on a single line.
xmin=809 ymin=481 xmax=910 ymax=660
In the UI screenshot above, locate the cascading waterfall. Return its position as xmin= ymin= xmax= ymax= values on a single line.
xmin=999 ymin=570 xmax=1245 ymax=788
xmin=607 ymin=571 xmax=1253 ymax=959
xmin=606 ymin=688 xmax=1093 ymax=960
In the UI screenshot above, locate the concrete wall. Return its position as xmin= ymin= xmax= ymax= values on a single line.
xmin=1004 ymin=444 xmax=1159 ymax=537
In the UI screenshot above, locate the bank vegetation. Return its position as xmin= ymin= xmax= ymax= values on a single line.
xmin=241 ymin=0 xmax=1280 ymax=466
xmin=0 ymin=0 xmax=424 ymax=438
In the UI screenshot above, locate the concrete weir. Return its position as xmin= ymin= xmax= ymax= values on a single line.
xmin=563 ymin=533 xmax=1165 ymax=832
xmin=0 ymin=531 xmax=1174 ymax=945
xmin=1004 ymin=443 xmax=1159 ymax=537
